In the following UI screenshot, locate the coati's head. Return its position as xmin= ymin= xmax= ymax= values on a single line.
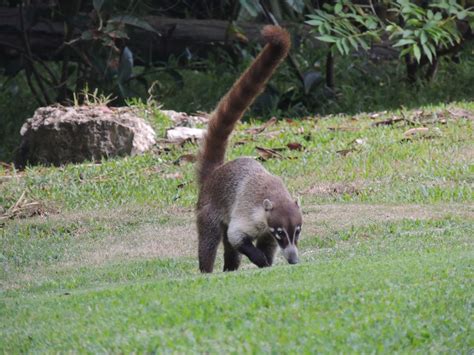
xmin=263 ymin=198 xmax=302 ymax=265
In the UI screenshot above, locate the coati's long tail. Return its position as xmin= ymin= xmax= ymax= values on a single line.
xmin=197 ymin=25 xmax=291 ymax=187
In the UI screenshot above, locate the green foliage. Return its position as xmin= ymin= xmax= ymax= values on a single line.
xmin=0 ymin=77 xmax=37 ymax=161
xmin=305 ymin=0 xmax=474 ymax=84
xmin=0 ymin=1 xmax=164 ymax=106
xmin=65 ymin=6 xmax=163 ymax=102
xmin=157 ymin=45 xmax=474 ymax=117
xmin=387 ymin=0 xmax=473 ymax=63
xmin=238 ymin=0 xmax=308 ymax=20
xmin=306 ymin=0 xmax=381 ymax=56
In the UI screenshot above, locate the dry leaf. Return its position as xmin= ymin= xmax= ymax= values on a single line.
xmin=337 ymin=137 xmax=368 ymax=156
xmin=447 ymin=108 xmax=474 ymax=120
xmin=336 ymin=148 xmax=356 ymax=156
xmin=404 ymin=127 xmax=429 ymax=136
xmin=0 ymin=162 xmax=13 ymax=170
xmin=287 ymin=142 xmax=303 ymax=151
xmin=255 ymin=146 xmax=284 ymax=161
xmin=234 ymin=32 xmax=249 ymax=43
xmin=402 ymin=127 xmax=442 ymax=140
xmin=245 ymin=117 xmax=277 ymax=135
xmin=0 ymin=174 xmax=24 ymax=183
xmin=234 ymin=140 xmax=252 ymax=146
xmin=371 ymin=116 xmax=403 ymax=126
xmin=144 ymin=166 xmax=164 ymax=176
xmin=174 ymin=154 xmax=197 ymax=165
xmin=261 ymin=129 xmax=283 ymax=139
xmin=1 ymin=190 xmax=55 ymax=221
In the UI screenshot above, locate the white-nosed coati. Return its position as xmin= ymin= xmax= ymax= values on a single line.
xmin=196 ymin=25 xmax=302 ymax=273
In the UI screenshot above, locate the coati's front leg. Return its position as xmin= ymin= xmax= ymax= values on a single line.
xmin=197 ymin=209 xmax=222 ymax=273
xmin=237 ymin=236 xmax=270 ymax=267
xmin=223 ymin=234 xmax=242 ymax=272
xmin=256 ymin=234 xmax=278 ymax=266
xmin=228 ymin=221 xmax=270 ymax=268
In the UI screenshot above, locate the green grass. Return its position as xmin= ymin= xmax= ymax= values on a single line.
xmin=1 ymin=102 xmax=472 ymax=211
xmin=0 ymin=103 xmax=473 ymax=352
xmin=1 ymin=218 xmax=472 ymax=352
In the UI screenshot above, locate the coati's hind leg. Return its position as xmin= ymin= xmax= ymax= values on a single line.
xmin=256 ymin=234 xmax=278 ymax=266
xmin=223 ymin=229 xmax=242 ymax=272
xmin=197 ymin=209 xmax=222 ymax=273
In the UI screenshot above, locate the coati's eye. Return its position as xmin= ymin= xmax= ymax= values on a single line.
xmin=270 ymin=227 xmax=284 ymax=240
xmin=276 ymin=228 xmax=286 ymax=240
xmin=295 ymin=226 xmax=302 ymax=240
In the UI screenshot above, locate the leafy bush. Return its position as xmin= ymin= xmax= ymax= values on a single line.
xmin=306 ymin=0 xmax=474 ymax=86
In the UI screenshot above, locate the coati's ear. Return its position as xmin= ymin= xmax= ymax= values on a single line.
xmin=295 ymin=197 xmax=301 ymax=207
xmin=263 ymin=199 xmax=273 ymax=211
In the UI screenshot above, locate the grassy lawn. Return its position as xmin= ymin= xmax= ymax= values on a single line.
xmin=1 ymin=103 xmax=473 ymax=352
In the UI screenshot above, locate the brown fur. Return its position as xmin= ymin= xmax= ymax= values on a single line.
xmin=196 ymin=26 xmax=300 ymax=273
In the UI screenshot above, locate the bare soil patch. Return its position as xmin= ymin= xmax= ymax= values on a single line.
xmin=88 ymin=222 xmax=197 ymax=263
xmin=303 ymin=182 xmax=363 ymax=197
xmin=302 ymin=203 xmax=473 ymax=238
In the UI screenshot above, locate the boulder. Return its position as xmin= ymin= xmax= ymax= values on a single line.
xmin=16 ymin=105 xmax=156 ymax=167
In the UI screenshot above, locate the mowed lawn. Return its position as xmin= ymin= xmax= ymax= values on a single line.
xmin=1 ymin=103 xmax=473 ymax=352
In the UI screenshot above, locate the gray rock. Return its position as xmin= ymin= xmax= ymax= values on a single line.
xmin=161 ymin=110 xmax=209 ymax=127
xmin=166 ymin=127 xmax=205 ymax=143
xmin=16 ymin=105 xmax=156 ymax=167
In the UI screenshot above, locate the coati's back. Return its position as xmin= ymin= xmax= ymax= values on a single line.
xmin=198 ymin=157 xmax=292 ymax=222
xmin=197 ymin=158 xmax=264 ymax=215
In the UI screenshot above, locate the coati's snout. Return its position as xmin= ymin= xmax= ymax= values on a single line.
xmin=282 ymin=245 xmax=299 ymax=264
xmin=264 ymin=198 xmax=302 ymax=265
xmin=276 ymin=236 xmax=300 ymax=264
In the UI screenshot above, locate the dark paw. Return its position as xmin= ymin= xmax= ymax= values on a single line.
xmin=256 ymin=256 xmax=270 ymax=268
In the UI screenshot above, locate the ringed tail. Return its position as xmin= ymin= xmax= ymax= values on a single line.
xmin=197 ymin=25 xmax=291 ymax=187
